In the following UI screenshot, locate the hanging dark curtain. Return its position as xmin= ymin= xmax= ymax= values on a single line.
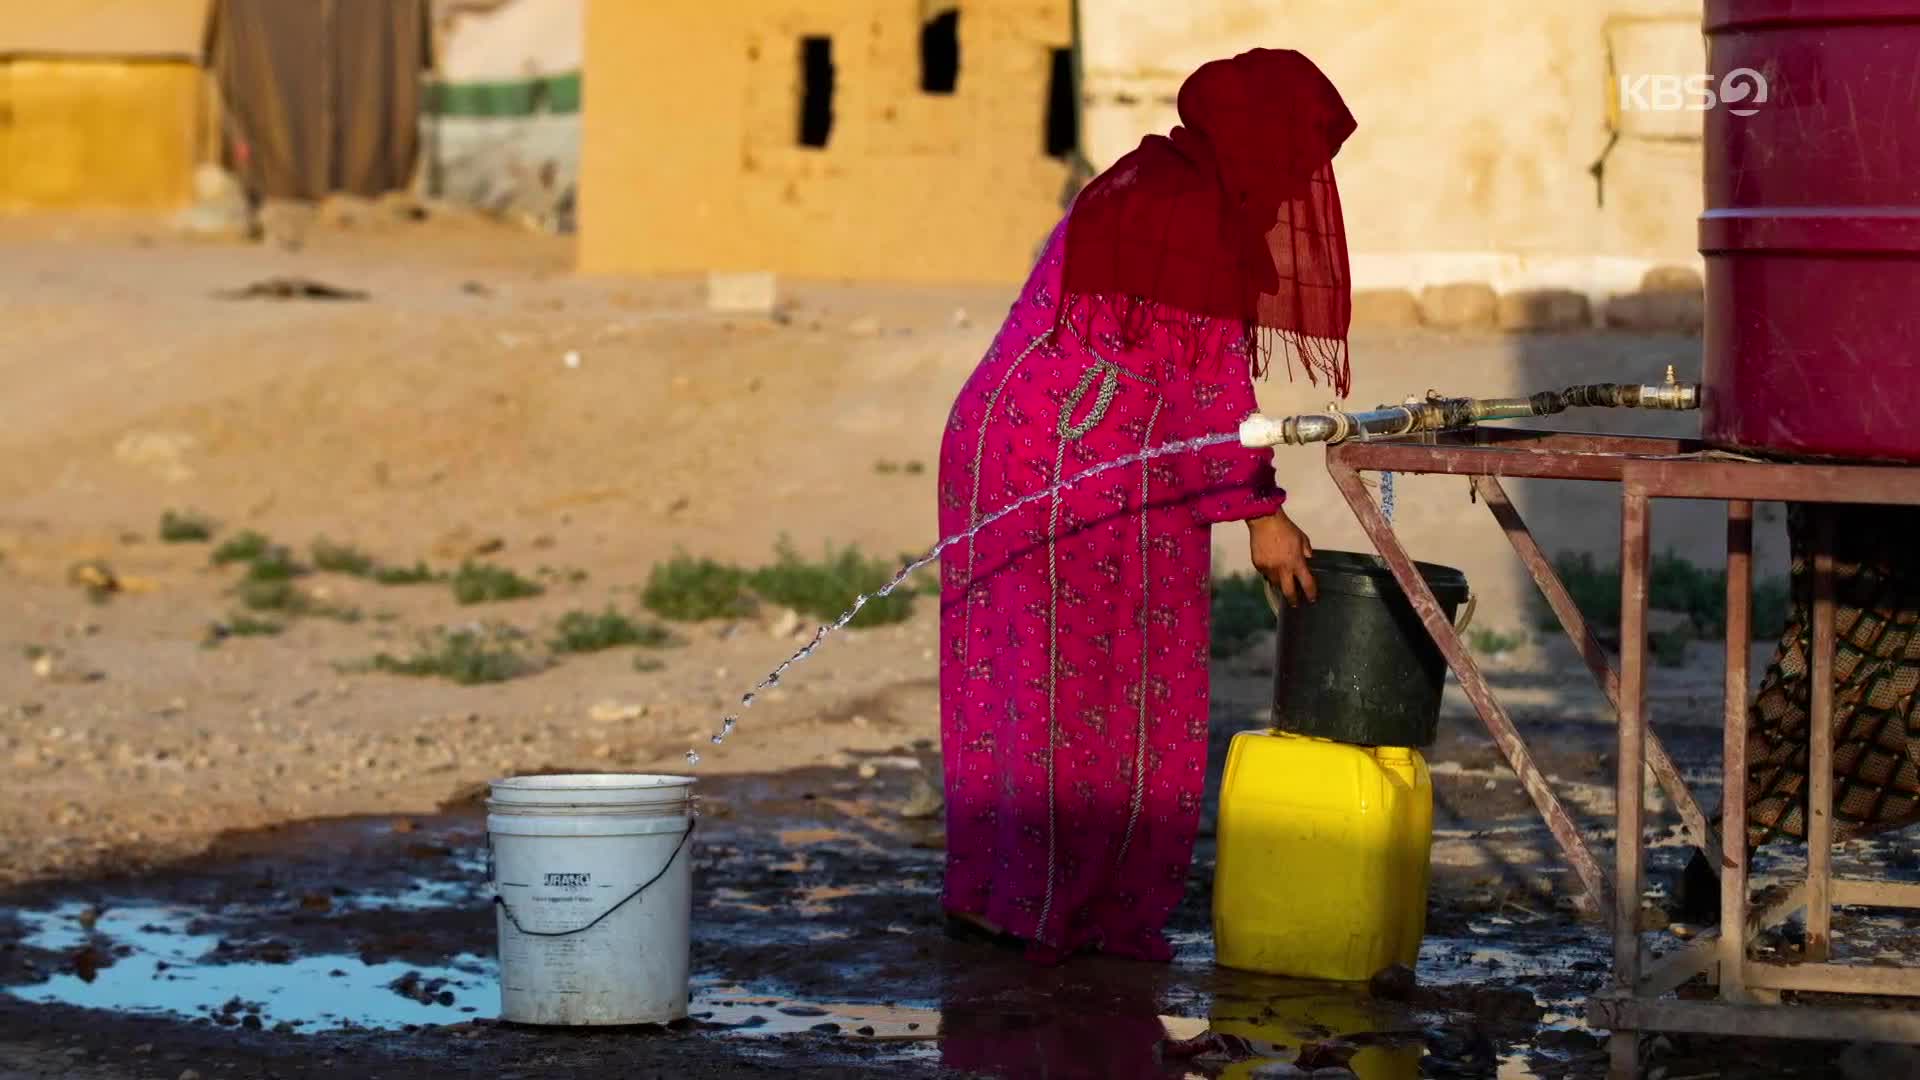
xmin=207 ymin=0 xmax=432 ymax=200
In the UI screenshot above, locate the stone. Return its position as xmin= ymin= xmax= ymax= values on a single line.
xmin=1367 ymin=963 xmax=1416 ymax=1001
xmin=1604 ymin=291 xmax=1703 ymax=333
xmin=1605 ymin=266 xmax=1705 ymax=333
xmin=174 ymin=165 xmax=253 ymax=239
xmin=1641 ymin=265 xmax=1704 ymax=294
xmin=900 ymin=777 xmax=944 ymax=819
xmin=846 ymin=315 xmax=882 ymax=338
xmin=317 ymin=194 xmax=377 ymax=230
xmin=588 ymin=701 xmax=647 ymax=724
xmin=113 ymin=430 xmax=197 ymax=484
xmin=31 ymin=652 xmax=102 ymax=684
xmin=706 ymin=271 xmax=778 ymax=315
xmin=256 ymin=200 xmax=314 ymax=251
xmin=378 ymin=190 xmax=430 ymax=223
xmin=1497 ymin=289 xmax=1592 ymax=332
xmin=1349 ymin=288 xmax=1421 ymax=329
xmin=769 ymin=609 xmax=803 ymax=639
xmin=1416 ymin=283 xmax=1499 ymax=330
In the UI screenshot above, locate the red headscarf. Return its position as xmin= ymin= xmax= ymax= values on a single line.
xmin=1060 ymin=48 xmax=1357 ymax=396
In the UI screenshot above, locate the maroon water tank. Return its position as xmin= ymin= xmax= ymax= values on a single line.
xmin=1701 ymin=1 xmax=1920 ymax=463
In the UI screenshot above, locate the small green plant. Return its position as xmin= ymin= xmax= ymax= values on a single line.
xmin=899 ymin=553 xmax=942 ymax=596
xmin=212 ymin=530 xmax=271 ymax=566
xmin=239 ymin=578 xmax=302 ymax=613
xmin=371 ymin=628 xmax=537 ymax=685
xmin=371 ymin=561 xmax=440 ymax=585
xmin=1210 ymin=572 xmax=1277 ymax=658
xmin=1540 ymin=552 xmax=1621 ymax=635
xmin=225 ymin=613 xmax=285 ymax=637
xmin=1651 ymin=629 xmax=1691 ymax=667
xmin=23 ymin=644 xmax=46 ymax=662
xmin=550 ymin=609 xmax=675 ymax=654
xmin=236 ymin=579 xmax=356 ymax=622
xmin=748 ymin=540 xmax=913 ymax=628
xmin=1536 ymin=549 xmax=1790 ymax=644
xmin=633 ymin=655 xmax=666 ymax=673
xmin=642 ymin=554 xmax=753 ymax=621
xmin=159 ymin=510 xmax=216 ymax=543
xmin=243 ymin=545 xmax=306 ymax=583
xmin=311 ymin=538 xmax=376 ymax=577
xmin=450 ymin=561 xmax=545 ymax=605
xmin=1467 ymin=626 xmax=1528 ymax=655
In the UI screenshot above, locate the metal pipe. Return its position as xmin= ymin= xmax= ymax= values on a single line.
xmin=1240 ymin=366 xmax=1701 ymax=449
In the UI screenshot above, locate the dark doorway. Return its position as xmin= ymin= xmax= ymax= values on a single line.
xmin=1045 ymin=47 xmax=1077 ymax=158
xmin=207 ymin=0 xmax=433 ymax=199
xmin=920 ymin=10 xmax=960 ymax=94
xmin=799 ymin=36 xmax=835 ymax=148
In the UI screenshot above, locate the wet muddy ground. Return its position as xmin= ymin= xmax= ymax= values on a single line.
xmin=2 ymin=705 xmax=1914 ymax=1079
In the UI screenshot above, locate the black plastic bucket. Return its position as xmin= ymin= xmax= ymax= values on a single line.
xmin=1270 ymin=550 xmax=1471 ymax=749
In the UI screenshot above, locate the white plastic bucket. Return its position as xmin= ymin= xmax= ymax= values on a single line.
xmin=486 ymin=773 xmax=696 ymax=1026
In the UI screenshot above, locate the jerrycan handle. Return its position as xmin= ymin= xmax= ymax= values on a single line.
xmin=1263 ymin=579 xmax=1476 ymax=633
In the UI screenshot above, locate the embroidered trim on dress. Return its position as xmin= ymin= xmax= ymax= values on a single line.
xmin=1114 ymin=397 xmax=1164 ymax=870
xmin=959 ymin=332 xmax=1048 ymax=674
xmin=1038 ymin=435 xmax=1071 ymax=943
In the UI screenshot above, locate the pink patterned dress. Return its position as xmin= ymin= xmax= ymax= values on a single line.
xmin=937 ymin=219 xmax=1286 ymax=963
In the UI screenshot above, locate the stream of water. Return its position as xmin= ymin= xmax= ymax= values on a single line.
xmin=687 ymin=431 xmax=1239 ymax=765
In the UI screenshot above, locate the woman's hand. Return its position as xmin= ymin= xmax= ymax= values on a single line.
xmin=1249 ymin=509 xmax=1317 ymax=606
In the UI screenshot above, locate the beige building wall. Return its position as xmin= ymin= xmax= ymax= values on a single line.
xmin=580 ymin=0 xmax=1074 ymax=283
xmin=1080 ymin=2 xmax=1707 ymax=302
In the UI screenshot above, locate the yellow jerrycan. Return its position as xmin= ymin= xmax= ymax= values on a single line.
xmin=1212 ymin=728 xmax=1433 ymax=982
xmin=1211 ymin=556 xmax=1458 ymax=982
xmin=1209 ymin=990 xmax=1422 ymax=1080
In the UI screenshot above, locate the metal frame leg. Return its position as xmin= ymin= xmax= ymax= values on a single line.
xmin=1474 ymin=474 xmax=1721 ymax=868
xmin=1329 ymin=458 xmax=1613 ymax=921
xmin=1722 ymin=501 xmax=1753 ymax=1000
xmin=1320 ymin=436 xmax=1920 ymax=1058
xmin=1806 ymin=508 xmax=1836 ymax=961
xmin=1612 ymin=489 xmax=1652 ymax=1078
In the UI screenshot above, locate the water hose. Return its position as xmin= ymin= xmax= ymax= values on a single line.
xmin=1239 ymin=366 xmax=1700 ymax=449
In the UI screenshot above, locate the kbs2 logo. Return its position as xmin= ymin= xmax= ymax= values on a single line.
xmin=1618 ymin=69 xmax=1768 ymax=116
xmin=543 ymin=872 xmax=591 ymax=889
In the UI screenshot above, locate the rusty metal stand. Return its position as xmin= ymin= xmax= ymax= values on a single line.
xmin=1325 ymin=429 xmax=1920 ymax=1078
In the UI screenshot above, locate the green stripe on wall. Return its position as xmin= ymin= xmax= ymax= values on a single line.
xmin=426 ymin=72 xmax=581 ymax=117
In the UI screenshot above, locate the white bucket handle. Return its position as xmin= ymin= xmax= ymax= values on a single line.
xmin=491 ymin=820 xmax=696 ymax=939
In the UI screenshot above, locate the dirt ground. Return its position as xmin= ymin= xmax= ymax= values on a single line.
xmin=0 ymin=210 xmax=1889 ymax=1078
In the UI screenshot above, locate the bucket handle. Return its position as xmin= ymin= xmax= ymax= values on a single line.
xmin=489 ymin=820 xmax=696 ymax=939
xmin=1263 ymin=579 xmax=1476 ymax=632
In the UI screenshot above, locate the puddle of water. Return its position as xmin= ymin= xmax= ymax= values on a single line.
xmin=348 ymin=876 xmax=483 ymax=913
xmin=692 ymin=986 xmax=941 ymax=1043
xmin=794 ymin=886 xmax=861 ymax=917
xmin=707 ymin=887 xmax=774 ymax=915
xmin=6 ymin=903 xmax=492 ymax=1031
